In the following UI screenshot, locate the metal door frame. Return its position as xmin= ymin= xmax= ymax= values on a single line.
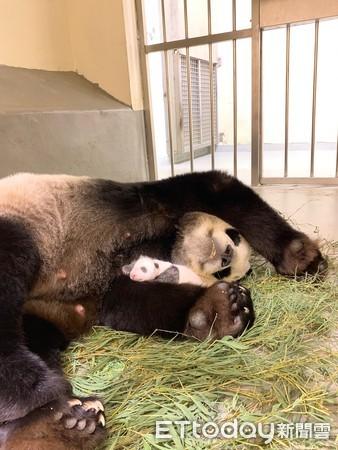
xmin=136 ymin=0 xmax=338 ymax=185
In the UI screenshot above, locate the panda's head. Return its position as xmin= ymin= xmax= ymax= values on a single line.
xmin=130 ymin=256 xmax=160 ymax=282
xmin=172 ymin=212 xmax=251 ymax=282
xmin=211 ymin=227 xmax=251 ymax=282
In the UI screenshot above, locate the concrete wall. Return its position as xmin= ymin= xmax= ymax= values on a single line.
xmin=0 ymin=64 xmax=149 ymax=182
xmin=0 ymin=110 xmax=148 ymax=181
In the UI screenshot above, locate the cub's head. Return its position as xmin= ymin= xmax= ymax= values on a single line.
xmin=129 ymin=256 xmax=160 ymax=282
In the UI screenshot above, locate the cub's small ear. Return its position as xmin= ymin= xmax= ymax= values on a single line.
xmin=189 ymin=309 xmax=208 ymax=330
xmin=225 ymin=228 xmax=241 ymax=246
xmin=122 ymin=263 xmax=134 ymax=275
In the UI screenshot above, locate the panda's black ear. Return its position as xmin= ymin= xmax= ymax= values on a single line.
xmin=225 ymin=228 xmax=241 ymax=246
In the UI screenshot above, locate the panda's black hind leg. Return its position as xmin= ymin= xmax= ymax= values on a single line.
xmin=0 ymin=218 xmax=70 ymax=423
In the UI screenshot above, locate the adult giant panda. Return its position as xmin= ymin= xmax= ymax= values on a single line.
xmin=0 ymin=171 xmax=326 ymax=448
xmin=172 ymin=212 xmax=252 ymax=284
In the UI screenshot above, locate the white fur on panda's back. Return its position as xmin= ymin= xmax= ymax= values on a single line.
xmin=0 ymin=173 xmax=122 ymax=300
xmin=0 ymin=173 xmax=85 ymax=251
xmin=0 ymin=173 xmax=87 ymax=213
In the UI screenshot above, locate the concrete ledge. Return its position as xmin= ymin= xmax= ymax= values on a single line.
xmin=0 ymin=65 xmax=149 ymax=181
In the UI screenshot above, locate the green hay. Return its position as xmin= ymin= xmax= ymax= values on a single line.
xmin=63 ymin=242 xmax=338 ymax=449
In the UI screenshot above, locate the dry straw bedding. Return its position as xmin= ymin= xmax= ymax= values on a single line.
xmin=64 ymin=242 xmax=338 ymax=449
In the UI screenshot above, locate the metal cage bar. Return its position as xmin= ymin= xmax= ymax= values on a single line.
xmin=145 ymin=29 xmax=252 ymax=53
xmin=261 ymin=177 xmax=338 ymax=185
xmin=184 ymin=0 xmax=194 ymax=172
xmin=284 ymin=24 xmax=290 ymax=177
xmin=208 ymin=0 xmax=216 ymax=170
xmin=336 ymin=133 xmax=338 ymax=178
xmin=310 ymin=19 xmax=319 ymax=177
xmin=251 ymin=0 xmax=262 ymax=185
xmin=137 ymin=0 xmax=337 ymax=185
xmin=232 ymin=0 xmax=238 ymax=177
xmin=134 ymin=0 xmax=157 ymax=180
xmin=161 ymin=0 xmax=175 ymax=177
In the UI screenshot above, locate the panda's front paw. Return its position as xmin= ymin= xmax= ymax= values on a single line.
xmin=277 ymin=235 xmax=327 ymax=277
xmin=184 ymin=282 xmax=255 ymax=341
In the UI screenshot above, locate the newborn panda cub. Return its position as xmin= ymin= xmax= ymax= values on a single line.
xmin=122 ymin=255 xmax=204 ymax=286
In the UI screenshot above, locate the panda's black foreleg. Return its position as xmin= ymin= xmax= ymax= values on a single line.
xmin=0 ymin=218 xmax=69 ymax=423
xmin=140 ymin=172 xmax=326 ymax=276
xmin=210 ymin=175 xmax=328 ymax=276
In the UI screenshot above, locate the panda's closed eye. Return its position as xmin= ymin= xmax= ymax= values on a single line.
xmin=141 ymin=266 xmax=147 ymax=273
xmin=154 ymin=262 xmax=159 ymax=269
xmin=225 ymin=228 xmax=241 ymax=246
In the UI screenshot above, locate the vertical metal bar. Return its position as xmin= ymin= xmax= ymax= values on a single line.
xmin=336 ymin=133 xmax=338 ymax=178
xmin=310 ymin=20 xmax=319 ymax=178
xmin=208 ymin=0 xmax=215 ymax=169
xmin=232 ymin=0 xmax=238 ymax=177
xmin=161 ymin=0 xmax=175 ymax=176
xmin=135 ymin=0 xmax=157 ymax=180
xmin=232 ymin=0 xmax=236 ymax=31
xmin=251 ymin=0 xmax=262 ymax=186
xmin=184 ymin=0 xmax=194 ymax=172
xmin=284 ymin=24 xmax=290 ymax=178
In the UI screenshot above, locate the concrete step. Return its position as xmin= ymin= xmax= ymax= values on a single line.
xmin=0 ymin=65 xmax=148 ymax=181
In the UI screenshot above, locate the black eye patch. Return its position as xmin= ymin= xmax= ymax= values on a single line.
xmin=141 ymin=266 xmax=147 ymax=273
xmin=154 ymin=262 xmax=159 ymax=269
xmin=225 ymin=228 xmax=241 ymax=246
xmin=213 ymin=267 xmax=231 ymax=280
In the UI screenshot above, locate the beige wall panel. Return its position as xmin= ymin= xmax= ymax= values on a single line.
xmin=67 ymin=0 xmax=131 ymax=106
xmin=123 ymin=0 xmax=144 ymax=110
xmin=261 ymin=0 xmax=338 ymax=28
xmin=0 ymin=0 xmax=73 ymax=70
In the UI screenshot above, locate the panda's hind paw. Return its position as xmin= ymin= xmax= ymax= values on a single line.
xmin=51 ymin=397 xmax=106 ymax=434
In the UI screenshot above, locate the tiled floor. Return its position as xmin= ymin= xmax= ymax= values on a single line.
xmin=255 ymin=185 xmax=338 ymax=242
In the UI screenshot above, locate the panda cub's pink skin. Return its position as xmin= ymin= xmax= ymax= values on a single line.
xmin=123 ymin=255 xmax=204 ymax=286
